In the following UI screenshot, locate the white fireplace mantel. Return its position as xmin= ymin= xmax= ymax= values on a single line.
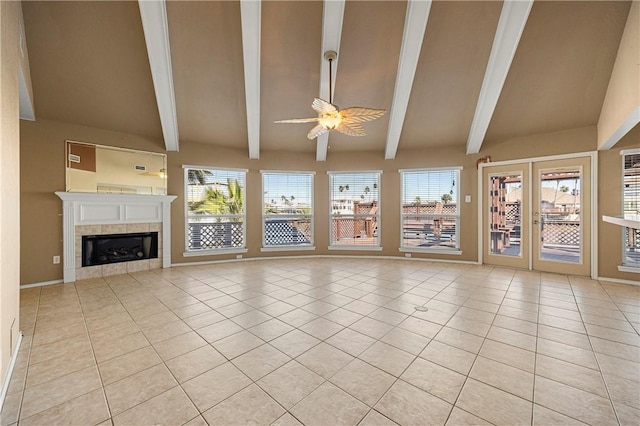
xmin=55 ymin=192 xmax=177 ymax=283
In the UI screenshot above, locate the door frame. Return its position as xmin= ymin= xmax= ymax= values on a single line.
xmin=477 ymin=151 xmax=598 ymax=279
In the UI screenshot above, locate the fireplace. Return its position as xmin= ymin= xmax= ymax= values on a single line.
xmin=55 ymin=192 xmax=177 ymax=283
xmin=82 ymin=232 xmax=158 ymax=267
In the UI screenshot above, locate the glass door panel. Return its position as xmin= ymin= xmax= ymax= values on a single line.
xmin=483 ymin=164 xmax=529 ymax=270
xmin=537 ymin=167 xmax=582 ymax=263
xmin=489 ymin=173 xmax=523 ymax=257
xmin=533 ymin=157 xmax=591 ymax=276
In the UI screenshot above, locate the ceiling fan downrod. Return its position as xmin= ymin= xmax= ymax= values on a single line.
xmin=324 ymin=50 xmax=337 ymax=104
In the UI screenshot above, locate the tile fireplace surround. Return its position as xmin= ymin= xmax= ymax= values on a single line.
xmin=55 ymin=192 xmax=177 ymax=283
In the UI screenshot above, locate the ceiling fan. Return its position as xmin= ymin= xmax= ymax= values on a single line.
xmin=140 ymin=168 xmax=167 ymax=178
xmin=275 ymin=51 xmax=386 ymax=140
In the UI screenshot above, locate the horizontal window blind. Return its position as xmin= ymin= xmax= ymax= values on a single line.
xmin=329 ymin=172 xmax=380 ymax=247
xmin=622 ymin=153 xmax=640 ymax=267
xmin=329 ymin=172 xmax=380 ymax=212
xmin=401 ymin=169 xmax=458 ymax=206
xmin=185 ymin=167 xmax=246 ymax=251
xmin=401 ymin=169 xmax=460 ymax=250
xmin=262 ymin=172 xmax=314 ymax=247
xmin=263 ymin=172 xmax=313 ymax=214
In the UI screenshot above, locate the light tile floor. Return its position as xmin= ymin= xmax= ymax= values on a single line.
xmin=2 ymin=258 xmax=639 ymax=425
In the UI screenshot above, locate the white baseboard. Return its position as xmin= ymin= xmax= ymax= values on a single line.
xmin=598 ymin=276 xmax=640 ymax=286
xmin=20 ymin=279 xmax=63 ymax=289
xmin=0 ymin=332 xmax=23 ymax=413
xmin=171 ymin=254 xmax=481 ymax=268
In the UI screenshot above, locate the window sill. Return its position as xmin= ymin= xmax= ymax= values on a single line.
xmin=261 ymin=246 xmax=316 ymax=252
xmin=183 ymin=248 xmax=248 ymax=257
xmin=328 ymin=246 xmax=383 ymax=251
xmin=399 ymin=247 xmax=462 ymax=256
xmin=617 ymin=265 xmax=640 ymax=274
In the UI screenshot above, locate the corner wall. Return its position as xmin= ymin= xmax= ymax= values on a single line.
xmin=598 ymin=1 xmax=639 ymax=150
xmin=1 ymin=0 xmax=23 ymax=394
xmin=598 ymin=124 xmax=640 ymax=282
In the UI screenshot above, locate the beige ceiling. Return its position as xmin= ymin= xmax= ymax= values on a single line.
xmin=21 ymin=1 xmax=631 ymax=158
xmin=22 ymin=1 xmax=162 ymax=141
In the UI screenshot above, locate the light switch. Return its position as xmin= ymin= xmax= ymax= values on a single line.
xmin=465 ymin=195 xmax=472 ymax=203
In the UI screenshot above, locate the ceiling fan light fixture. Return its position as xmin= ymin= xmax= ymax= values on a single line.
xmin=318 ymin=111 xmax=342 ymax=130
xmin=274 ymin=50 xmax=386 ymax=140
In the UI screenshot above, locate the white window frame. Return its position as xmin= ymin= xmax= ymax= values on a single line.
xmin=619 ymin=149 xmax=640 ymax=272
xmin=182 ymin=165 xmax=248 ymax=256
xmin=261 ymin=171 xmax=315 ymax=251
xmin=399 ymin=167 xmax=462 ymax=254
xmin=328 ymin=171 xmax=382 ymax=251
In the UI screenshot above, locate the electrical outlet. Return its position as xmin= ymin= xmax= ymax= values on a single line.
xmin=236 ymin=254 xmax=243 ymax=259
xmin=53 ymin=255 xmax=61 ymax=264
xmin=405 ymin=253 xmax=411 ymax=258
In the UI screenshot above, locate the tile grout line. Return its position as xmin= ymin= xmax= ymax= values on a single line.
xmin=441 ymin=267 xmax=522 ymax=425
xmin=14 ymin=261 xmax=640 ymax=426
xmin=568 ymin=276 xmax=623 ymax=426
xmin=103 ymin=273 xmax=207 ymax=425
xmin=13 ymin=286 xmax=41 ymax=424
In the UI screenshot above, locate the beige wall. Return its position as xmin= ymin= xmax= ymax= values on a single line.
xmin=598 ymin=1 xmax=640 ymax=149
xmin=1 ymin=0 xmax=22 ymax=392
xmin=480 ymin=126 xmax=597 ymax=161
xmin=19 ymin=118 xmax=165 ymax=285
xmin=167 ymin=143 xmax=480 ymax=265
xmin=598 ymin=124 xmax=640 ymax=281
xmin=19 ymin=117 xmax=637 ymax=285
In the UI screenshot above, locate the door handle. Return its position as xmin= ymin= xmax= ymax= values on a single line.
xmin=533 ymin=220 xmax=539 ymax=225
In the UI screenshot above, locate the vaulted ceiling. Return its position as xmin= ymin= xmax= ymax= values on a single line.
xmin=21 ymin=1 xmax=632 ymax=161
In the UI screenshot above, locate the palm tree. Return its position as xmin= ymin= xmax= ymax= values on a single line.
xmin=225 ymin=178 xmax=243 ymax=214
xmin=187 ymin=169 xmax=212 ymax=185
xmin=194 ymin=178 xmax=244 ymax=215
xmin=194 ymin=187 xmax=228 ymax=214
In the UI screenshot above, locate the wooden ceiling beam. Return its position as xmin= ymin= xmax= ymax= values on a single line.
xmin=384 ymin=0 xmax=432 ymax=160
xmin=316 ymin=0 xmax=345 ymax=162
xmin=466 ymin=0 xmax=533 ymax=155
xmin=138 ymin=0 xmax=180 ymax=151
xmin=241 ymin=1 xmax=261 ymax=159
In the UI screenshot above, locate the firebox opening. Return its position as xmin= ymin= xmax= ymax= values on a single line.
xmin=82 ymin=232 xmax=158 ymax=267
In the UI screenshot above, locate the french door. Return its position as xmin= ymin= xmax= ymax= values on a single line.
xmin=482 ymin=155 xmax=592 ymax=276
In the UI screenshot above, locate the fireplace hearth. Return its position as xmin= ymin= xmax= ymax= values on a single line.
xmin=82 ymin=232 xmax=158 ymax=267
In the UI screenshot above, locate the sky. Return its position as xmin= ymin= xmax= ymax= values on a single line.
xmin=188 ymin=169 xmax=462 ymax=205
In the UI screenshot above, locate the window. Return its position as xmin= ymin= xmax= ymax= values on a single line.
xmin=184 ymin=167 xmax=247 ymax=253
xmin=262 ymin=172 xmax=314 ymax=249
xmin=329 ymin=171 xmax=381 ymax=248
xmin=622 ymin=150 xmax=640 ymax=268
xmin=400 ymin=168 xmax=461 ymax=251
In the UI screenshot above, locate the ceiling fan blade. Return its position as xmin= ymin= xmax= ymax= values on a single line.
xmin=312 ymin=98 xmax=338 ymax=115
xmin=340 ymin=107 xmax=386 ymax=123
xmin=307 ymin=123 xmax=329 ymax=140
xmin=336 ymin=121 xmax=366 ymax=137
xmin=274 ymin=117 xmax=320 ymax=124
